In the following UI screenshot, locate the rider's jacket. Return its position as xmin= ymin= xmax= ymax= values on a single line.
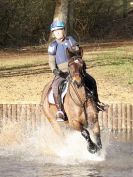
xmin=48 ymin=36 xmax=78 ymax=72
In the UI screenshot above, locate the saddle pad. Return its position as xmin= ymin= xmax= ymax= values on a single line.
xmin=48 ymin=82 xmax=68 ymax=104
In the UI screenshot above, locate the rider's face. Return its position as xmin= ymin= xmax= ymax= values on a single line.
xmin=53 ymin=29 xmax=65 ymax=40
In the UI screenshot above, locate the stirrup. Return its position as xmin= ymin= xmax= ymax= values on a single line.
xmin=56 ymin=110 xmax=65 ymax=122
xmin=97 ymin=102 xmax=109 ymax=112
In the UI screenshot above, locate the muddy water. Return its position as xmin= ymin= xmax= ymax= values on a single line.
xmin=0 ymin=121 xmax=132 ymax=177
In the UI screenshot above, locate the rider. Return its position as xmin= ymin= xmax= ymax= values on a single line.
xmin=48 ymin=20 xmax=107 ymax=122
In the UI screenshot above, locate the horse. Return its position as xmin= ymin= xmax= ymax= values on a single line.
xmin=41 ymin=53 xmax=102 ymax=154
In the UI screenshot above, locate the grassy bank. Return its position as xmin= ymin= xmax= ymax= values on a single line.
xmin=0 ymin=44 xmax=133 ymax=104
xmin=84 ymin=45 xmax=133 ymax=86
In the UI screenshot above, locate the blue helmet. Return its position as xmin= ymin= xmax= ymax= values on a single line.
xmin=50 ymin=21 xmax=65 ymax=31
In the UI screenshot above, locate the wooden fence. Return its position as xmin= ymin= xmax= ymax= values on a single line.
xmin=0 ymin=103 xmax=133 ymax=132
xmin=98 ymin=103 xmax=133 ymax=132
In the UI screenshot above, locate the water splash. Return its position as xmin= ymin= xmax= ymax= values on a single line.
xmin=0 ymin=119 xmax=108 ymax=165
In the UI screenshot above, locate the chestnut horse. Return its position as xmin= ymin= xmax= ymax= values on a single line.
xmin=41 ymin=56 xmax=102 ymax=154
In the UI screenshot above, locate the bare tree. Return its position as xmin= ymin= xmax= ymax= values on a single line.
xmin=53 ymin=0 xmax=69 ymax=24
xmin=48 ymin=0 xmax=69 ymax=41
xmin=123 ymin=0 xmax=128 ymax=17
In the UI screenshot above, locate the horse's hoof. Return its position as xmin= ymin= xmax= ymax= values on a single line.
xmin=87 ymin=144 xmax=98 ymax=154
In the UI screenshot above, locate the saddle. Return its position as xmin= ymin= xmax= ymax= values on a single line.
xmin=48 ymin=80 xmax=68 ymax=104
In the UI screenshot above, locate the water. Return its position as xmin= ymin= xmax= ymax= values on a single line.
xmin=0 ymin=121 xmax=133 ymax=177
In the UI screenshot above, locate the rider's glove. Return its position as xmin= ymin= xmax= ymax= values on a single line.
xmin=53 ymin=68 xmax=62 ymax=76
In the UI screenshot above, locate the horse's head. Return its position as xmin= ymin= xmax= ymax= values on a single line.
xmin=68 ymin=48 xmax=84 ymax=87
xmin=67 ymin=46 xmax=83 ymax=59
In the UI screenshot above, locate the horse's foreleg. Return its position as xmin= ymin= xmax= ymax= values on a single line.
xmin=81 ymin=127 xmax=98 ymax=154
xmin=69 ymin=120 xmax=99 ymax=154
xmin=91 ymin=121 xmax=102 ymax=150
xmin=95 ymin=133 xmax=102 ymax=150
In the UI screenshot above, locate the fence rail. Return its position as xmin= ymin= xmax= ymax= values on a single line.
xmin=0 ymin=103 xmax=133 ymax=132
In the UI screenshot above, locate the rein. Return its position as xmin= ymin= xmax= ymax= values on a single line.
xmin=67 ymin=56 xmax=87 ymax=107
xmin=68 ymin=81 xmax=87 ymax=107
xmin=68 ymin=77 xmax=89 ymax=127
xmin=67 ymin=56 xmax=92 ymax=127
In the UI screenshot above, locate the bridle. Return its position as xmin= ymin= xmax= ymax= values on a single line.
xmin=68 ymin=81 xmax=88 ymax=108
xmin=68 ymin=56 xmax=84 ymax=88
xmin=67 ymin=56 xmax=88 ymax=109
xmin=68 ymin=57 xmax=96 ymax=128
xmin=67 ymin=55 xmax=98 ymax=127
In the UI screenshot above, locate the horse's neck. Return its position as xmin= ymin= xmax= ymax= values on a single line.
xmin=68 ymin=83 xmax=86 ymax=104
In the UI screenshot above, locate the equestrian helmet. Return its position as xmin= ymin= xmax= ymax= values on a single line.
xmin=50 ymin=21 xmax=65 ymax=31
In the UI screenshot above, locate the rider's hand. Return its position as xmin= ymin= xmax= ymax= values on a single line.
xmin=53 ymin=68 xmax=61 ymax=76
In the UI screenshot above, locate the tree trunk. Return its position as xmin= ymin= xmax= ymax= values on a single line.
xmin=49 ymin=0 xmax=69 ymax=41
xmin=54 ymin=0 xmax=69 ymax=23
xmin=68 ymin=1 xmax=74 ymax=35
xmin=123 ymin=0 xmax=128 ymax=18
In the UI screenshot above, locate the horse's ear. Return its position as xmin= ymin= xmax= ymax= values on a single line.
xmin=66 ymin=48 xmax=75 ymax=59
xmin=66 ymin=46 xmax=83 ymax=59
xmin=78 ymin=47 xmax=83 ymax=58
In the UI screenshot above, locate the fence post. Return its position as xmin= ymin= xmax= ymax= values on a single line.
xmin=3 ymin=104 xmax=8 ymax=125
xmin=118 ymin=103 xmax=122 ymax=132
xmin=127 ymin=104 xmax=132 ymax=133
xmin=12 ymin=104 xmax=17 ymax=122
xmin=122 ymin=104 xmax=127 ymax=132
xmin=108 ymin=104 xmax=113 ymax=131
xmin=102 ymin=109 xmax=108 ymax=130
xmin=131 ymin=105 xmax=133 ymax=131
xmin=113 ymin=104 xmax=118 ymax=132
xmin=0 ymin=104 xmax=3 ymax=128
xmin=31 ymin=104 xmax=37 ymax=130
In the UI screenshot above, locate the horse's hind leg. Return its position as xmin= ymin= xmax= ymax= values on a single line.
xmin=81 ymin=127 xmax=98 ymax=154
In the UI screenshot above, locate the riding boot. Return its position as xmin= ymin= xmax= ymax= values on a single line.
xmin=83 ymin=73 xmax=108 ymax=112
xmin=96 ymin=101 xmax=109 ymax=112
xmin=53 ymin=94 xmax=66 ymax=122
xmin=92 ymin=87 xmax=109 ymax=112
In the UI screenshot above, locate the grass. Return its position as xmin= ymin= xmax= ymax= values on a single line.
xmin=84 ymin=46 xmax=133 ymax=87
xmin=0 ymin=53 xmax=48 ymax=71
xmin=0 ymin=44 xmax=133 ymax=103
